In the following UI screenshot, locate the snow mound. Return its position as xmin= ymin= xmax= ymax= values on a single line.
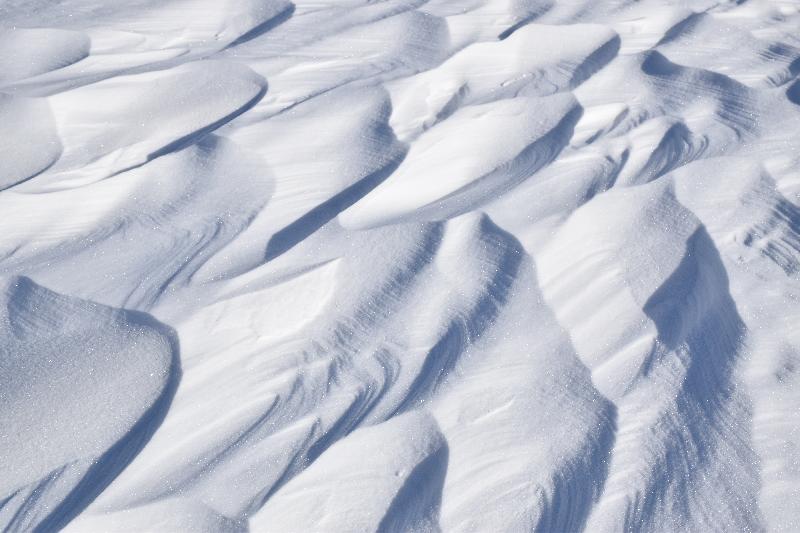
xmin=0 ymin=276 xmax=178 ymax=532
xmin=250 ymin=411 xmax=447 ymax=532
xmin=0 ymin=94 xmax=61 ymax=190
xmin=0 ymin=28 xmax=90 ymax=84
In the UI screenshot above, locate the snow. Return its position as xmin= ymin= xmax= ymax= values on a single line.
xmin=1 ymin=0 xmax=800 ymax=531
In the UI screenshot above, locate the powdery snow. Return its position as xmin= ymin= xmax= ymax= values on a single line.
xmin=1 ymin=1 xmax=799 ymax=531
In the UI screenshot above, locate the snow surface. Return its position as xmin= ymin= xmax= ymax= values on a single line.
xmin=1 ymin=0 xmax=800 ymax=531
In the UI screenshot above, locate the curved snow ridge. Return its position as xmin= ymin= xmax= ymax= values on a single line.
xmin=39 ymin=60 xmax=267 ymax=186
xmin=585 ymin=227 xmax=759 ymax=533
xmin=387 ymin=23 xmax=618 ymax=140
xmin=74 ymin=223 xmax=448 ymax=520
xmin=249 ymin=411 xmax=448 ymax=532
xmin=670 ymin=158 xmax=800 ymax=279
xmin=609 ymin=118 xmax=709 ymax=187
xmin=0 ymin=135 xmax=274 ymax=312
xmin=429 ymin=217 xmax=615 ymax=532
xmin=539 ymin=183 xmax=697 ymax=388
xmin=538 ymin=182 xmax=760 ymax=531
xmin=390 ymin=213 xmax=527 ymax=412
xmin=0 ymin=276 xmax=180 ymax=532
xmin=0 ymin=28 xmax=90 ymax=85
xmin=0 ymin=0 xmax=293 ymax=96
xmin=654 ymin=11 xmax=800 ymax=88
xmin=339 ymin=94 xmax=581 ymax=228
xmin=248 ymin=8 xmax=450 ymax=119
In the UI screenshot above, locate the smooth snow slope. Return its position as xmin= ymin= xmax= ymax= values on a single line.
xmin=1 ymin=1 xmax=799 ymax=531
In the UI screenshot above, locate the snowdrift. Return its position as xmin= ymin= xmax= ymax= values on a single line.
xmin=2 ymin=0 xmax=800 ymax=531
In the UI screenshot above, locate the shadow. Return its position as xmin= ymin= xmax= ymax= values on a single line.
xmin=653 ymin=12 xmax=705 ymax=47
xmin=108 ymin=82 xmax=268 ymax=179
xmin=787 ymin=79 xmax=800 ymax=106
xmin=637 ymin=122 xmax=707 ymax=184
xmin=640 ymin=50 xmax=683 ymax=77
xmin=534 ymin=403 xmax=617 ymax=533
xmin=417 ymin=104 xmax=582 ymax=223
xmin=569 ymin=34 xmax=621 ymax=88
xmin=643 ymin=227 xmax=733 ymax=350
xmin=497 ymin=3 xmax=553 ymax=40
xmin=264 ymin=152 xmax=406 ymax=261
xmin=388 ymin=223 xmax=617 ymax=532
xmin=225 ymin=3 xmax=296 ymax=50
xmin=626 ymin=226 xmax=759 ymax=530
xmin=640 ymin=51 xmax=756 ymax=134
xmin=377 ymin=443 xmax=449 ymax=533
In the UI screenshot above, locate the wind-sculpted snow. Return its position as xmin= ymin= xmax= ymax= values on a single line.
xmin=0 ymin=277 xmax=178 ymax=532
xmin=1 ymin=1 xmax=799 ymax=532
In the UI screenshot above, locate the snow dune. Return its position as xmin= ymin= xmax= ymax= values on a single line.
xmin=0 ymin=277 xmax=178 ymax=532
xmin=1 ymin=0 xmax=800 ymax=531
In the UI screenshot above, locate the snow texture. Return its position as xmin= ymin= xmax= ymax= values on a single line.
xmin=1 ymin=0 xmax=800 ymax=531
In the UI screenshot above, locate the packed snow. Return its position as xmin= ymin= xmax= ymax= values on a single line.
xmin=1 ymin=0 xmax=800 ymax=531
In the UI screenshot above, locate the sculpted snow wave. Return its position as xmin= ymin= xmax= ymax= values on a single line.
xmin=0 ymin=277 xmax=178 ymax=532
xmin=1 ymin=0 xmax=799 ymax=531
xmin=339 ymin=94 xmax=581 ymax=228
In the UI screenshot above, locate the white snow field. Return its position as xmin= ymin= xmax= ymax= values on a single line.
xmin=1 ymin=0 xmax=800 ymax=531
